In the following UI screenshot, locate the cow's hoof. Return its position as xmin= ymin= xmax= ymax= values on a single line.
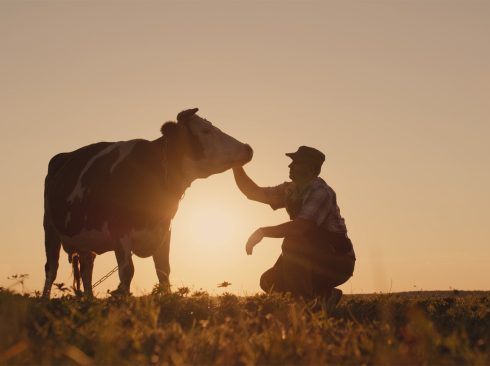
xmin=74 ymin=289 xmax=83 ymax=298
xmin=110 ymin=286 xmax=131 ymax=298
xmin=82 ymin=291 xmax=94 ymax=299
xmin=152 ymin=282 xmax=171 ymax=295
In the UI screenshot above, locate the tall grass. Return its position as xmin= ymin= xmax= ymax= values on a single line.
xmin=0 ymin=287 xmax=488 ymax=365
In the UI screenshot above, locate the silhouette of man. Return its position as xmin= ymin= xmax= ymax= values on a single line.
xmin=233 ymin=146 xmax=355 ymax=305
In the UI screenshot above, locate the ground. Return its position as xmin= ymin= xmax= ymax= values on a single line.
xmin=0 ymin=286 xmax=488 ymax=365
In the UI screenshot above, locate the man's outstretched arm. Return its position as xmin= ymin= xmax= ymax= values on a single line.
xmin=260 ymin=218 xmax=316 ymax=238
xmin=245 ymin=218 xmax=316 ymax=255
xmin=232 ymin=167 xmax=269 ymax=203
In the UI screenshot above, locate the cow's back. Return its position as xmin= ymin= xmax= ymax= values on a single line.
xmin=45 ymin=142 xmax=116 ymax=236
xmin=44 ymin=140 xmax=168 ymax=252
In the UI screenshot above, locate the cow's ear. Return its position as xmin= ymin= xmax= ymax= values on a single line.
xmin=177 ymin=108 xmax=199 ymax=123
xmin=161 ymin=121 xmax=179 ymax=137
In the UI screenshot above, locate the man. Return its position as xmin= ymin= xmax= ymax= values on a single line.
xmin=232 ymin=146 xmax=355 ymax=306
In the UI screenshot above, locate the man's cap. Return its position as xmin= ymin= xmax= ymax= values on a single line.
xmin=286 ymin=146 xmax=325 ymax=166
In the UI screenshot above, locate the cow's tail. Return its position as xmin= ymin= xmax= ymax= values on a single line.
xmin=70 ymin=253 xmax=82 ymax=295
xmin=42 ymin=153 xmax=68 ymax=298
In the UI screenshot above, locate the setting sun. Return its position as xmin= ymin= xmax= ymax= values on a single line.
xmin=178 ymin=200 xmax=238 ymax=248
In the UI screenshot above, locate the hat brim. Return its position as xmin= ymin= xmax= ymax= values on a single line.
xmin=285 ymin=152 xmax=308 ymax=162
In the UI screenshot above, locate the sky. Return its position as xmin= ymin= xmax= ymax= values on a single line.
xmin=1 ymin=1 xmax=489 ymax=297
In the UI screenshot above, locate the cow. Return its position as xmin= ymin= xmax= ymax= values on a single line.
xmin=42 ymin=108 xmax=253 ymax=298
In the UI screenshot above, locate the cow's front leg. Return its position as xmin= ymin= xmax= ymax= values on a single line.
xmin=114 ymin=241 xmax=134 ymax=295
xmin=80 ymin=251 xmax=96 ymax=297
xmin=153 ymin=229 xmax=171 ymax=293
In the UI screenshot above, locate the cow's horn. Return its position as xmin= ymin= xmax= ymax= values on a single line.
xmin=177 ymin=108 xmax=199 ymax=122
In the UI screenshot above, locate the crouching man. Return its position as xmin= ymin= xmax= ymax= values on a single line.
xmin=233 ymin=146 xmax=355 ymax=307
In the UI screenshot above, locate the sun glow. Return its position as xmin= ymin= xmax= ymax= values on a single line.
xmin=177 ymin=202 xmax=239 ymax=247
xmin=166 ymin=179 xmax=256 ymax=291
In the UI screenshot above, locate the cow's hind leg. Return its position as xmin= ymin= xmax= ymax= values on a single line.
xmin=42 ymin=222 xmax=61 ymax=298
xmin=113 ymin=241 xmax=134 ymax=295
xmin=153 ymin=229 xmax=171 ymax=293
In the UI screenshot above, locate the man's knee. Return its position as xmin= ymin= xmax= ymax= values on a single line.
xmin=260 ymin=269 xmax=276 ymax=292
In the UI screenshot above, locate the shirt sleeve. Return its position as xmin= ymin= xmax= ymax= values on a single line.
xmin=297 ymin=185 xmax=331 ymax=225
xmin=261 ymin=182 xmax=290 ymax=210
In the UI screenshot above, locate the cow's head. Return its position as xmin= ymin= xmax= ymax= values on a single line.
xmin=161 ymin=108 xmax=253 ymax=179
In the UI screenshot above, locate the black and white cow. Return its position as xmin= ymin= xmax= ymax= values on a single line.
xmin=42 ymin=108 xmax=253 ymax=297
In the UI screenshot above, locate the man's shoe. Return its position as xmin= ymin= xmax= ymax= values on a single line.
xmin=325 ymin=288 xmax=343 ymax=312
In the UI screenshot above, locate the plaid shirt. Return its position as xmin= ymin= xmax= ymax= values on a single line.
xmin=263 ymin=177 xmax=347 ymax=233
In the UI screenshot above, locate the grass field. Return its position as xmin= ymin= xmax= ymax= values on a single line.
xmin=0 ymin=285 xmax=488 ymax=365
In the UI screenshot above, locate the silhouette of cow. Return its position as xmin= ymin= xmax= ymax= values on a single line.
xmin=42 ymin=108 xmax=253 ymax=297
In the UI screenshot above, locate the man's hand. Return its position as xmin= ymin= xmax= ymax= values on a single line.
xmin=245 ymin=228 xmax=264 ymax=255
